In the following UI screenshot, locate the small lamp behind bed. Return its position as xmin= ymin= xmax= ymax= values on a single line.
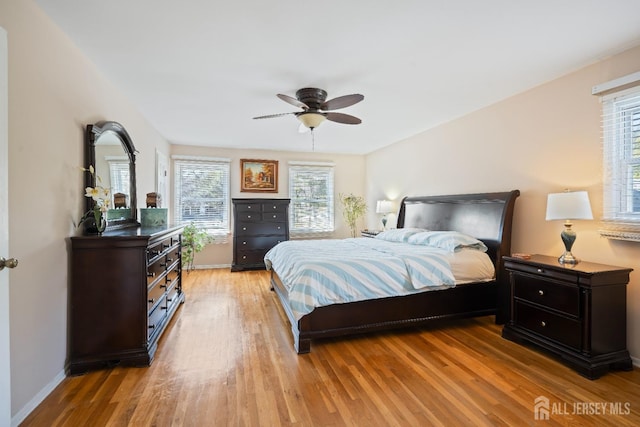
xmin=545 ymin=190 xmax=593 ymax=265
xmin=376 ymin=200 xmax=394 ymax=230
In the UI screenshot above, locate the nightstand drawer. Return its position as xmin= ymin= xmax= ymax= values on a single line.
xmin=505 ymin=261 xmax=577 ymax=284
xmin=515 ymin=302 xmax=582 ymax=350
xmin=513 ymin=274 xmax=580 ymax=316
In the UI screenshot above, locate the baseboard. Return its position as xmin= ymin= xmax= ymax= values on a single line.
xmin=191 ymin=264 xmax=231 ymax=270
xmin=12 ymin=369 xmax=65 ymax=427
xmin=631 ymin=355 xmax=640 ymax=368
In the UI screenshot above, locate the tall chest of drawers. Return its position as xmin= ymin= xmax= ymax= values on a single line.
xmin=232 ymin=198 xmax=290 ymax=271
xmin=502 ymin=254 xmax=632 ymax=379
xmin=68 ymin=225 xmax=184 ymax=375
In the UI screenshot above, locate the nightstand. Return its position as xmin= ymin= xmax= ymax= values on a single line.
xmin=361 ymin=230 xmax=381 ymax=238
xmin=502 ymin=254 xmax=633 ymax=379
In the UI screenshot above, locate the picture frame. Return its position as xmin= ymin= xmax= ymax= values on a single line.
xmin=240 ymin=159 xmax=278 ymax=193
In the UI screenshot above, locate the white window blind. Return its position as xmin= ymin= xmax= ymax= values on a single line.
xmin=173 ymin=157 xmax=230 ymax=241
xmin=600 ymin=85 xmax=640 ymax=240
xmin=289 ymin=163 xmax=334 ymax=236
xmin=108 ymin=160 xmax=129 ymax=196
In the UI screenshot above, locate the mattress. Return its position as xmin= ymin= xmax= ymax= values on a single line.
xmin=264 ymin=237 xmax=495 ymax=320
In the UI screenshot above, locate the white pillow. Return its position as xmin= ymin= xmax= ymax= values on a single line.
xmin=407 ymin=231 xmax=488 ymax=252
xmin=374 ymin=228 xmax=426 ymax=242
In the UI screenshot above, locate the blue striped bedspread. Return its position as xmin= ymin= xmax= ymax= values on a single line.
xmin=264 ymin=238 xmax=456 ymax=320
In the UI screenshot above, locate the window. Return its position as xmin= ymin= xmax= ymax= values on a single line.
xmin=599 ymin=81 xmax=640 ymax=240
xmin=289 ymin=162 xmax=334 ymax=236
xmin=173 ymin=156 xmax=230 ymax=241
xmin=107 ymin=159 xmax=129 ymax=195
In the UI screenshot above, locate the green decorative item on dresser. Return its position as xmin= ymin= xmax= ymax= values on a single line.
xmin=339 ymin=193 xmax=367 ymax=238
xmin=182 ymin=222 xmax=213 ymax=272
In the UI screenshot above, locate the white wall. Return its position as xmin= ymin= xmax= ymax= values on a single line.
xmin=0 ymin=0 xmax=171 ymax=421
xmin=170 ymin=145 xmax=366 ymax=267
xmin=365 ymin=44 xmax=640 ymax=362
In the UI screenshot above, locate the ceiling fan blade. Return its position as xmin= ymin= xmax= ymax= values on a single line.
xmin=277 ymin=94 xmax=309 ymax=110
xmin=253 ymin=112 xmax=297 ymax=120
xmin=321 ymin=94 xmax=364 ymax=111
xmin=325 ymin=112 xmax=362 ymax=125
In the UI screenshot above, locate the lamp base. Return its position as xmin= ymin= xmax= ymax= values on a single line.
xmin=558 ymin=251 xmax=579 ymax=265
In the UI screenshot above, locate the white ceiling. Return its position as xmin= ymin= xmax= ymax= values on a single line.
xmin=33 ymin=0 xmax=640 ymax=154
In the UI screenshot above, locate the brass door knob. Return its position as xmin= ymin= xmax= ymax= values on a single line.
xmin=0 ymin=257 xmax=18 ymax=271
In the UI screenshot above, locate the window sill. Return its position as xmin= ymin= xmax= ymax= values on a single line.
xmin=599 ymin=221 xmax=640 ymax=242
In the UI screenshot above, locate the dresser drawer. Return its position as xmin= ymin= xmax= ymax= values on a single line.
xmin=515 ymin=302 xmax=582 ymax=350
xmin=234 ymin=203 xmax=261 ymax=213
xmin=148 ymin=296 xmax=167 ymax=340
xmin=147 ymin=281 xmax=166 ymax=313
xmin=513 ymin=274 xmax=580 ymax=316
xmin=236 ymin=222 xmax=286 ymax=236
xmin=236 ymin=250 xmax=268 ymax=265
xmin=147 ymin=255 xmax=167 ymax=285
xmin=262 ymin=211 xmax=287 ymax=222
xmin=165 ymin=282 xmax=181 ymax=312
xmin=237 ymin=236 xmax=286 ymax=250
xmin=262 ymin=203 xmax=288 ymax=213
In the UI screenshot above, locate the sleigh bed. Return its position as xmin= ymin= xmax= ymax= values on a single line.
xmin=266 ymin=190 xmax=520 ymax=354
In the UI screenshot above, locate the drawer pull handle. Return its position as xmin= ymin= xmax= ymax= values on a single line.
xmin=167 ymin=278 xmax=172 ymax=283
xmin=242 ymin=227 xmax=247 ymax=231
xmin=148 ymin=298 xmax=155 ymax=304
xmin=247 ymin=215 xmax=251 ymax=219
xmin=163 ymin=244 xmax=170 ymax=249
xmin=167 ymin=257 xmax=173 ymax=262
xmin=160 ymin=284 xmax=167 ymax=289
xmin=538 ymin=290 xmax=544 ymax=296
xmin=540 ymin=321 xmax=546 ymax=327
xmin=243 ymin=241 xmax=247 ymax=245
xmin=168 ymin=298 xmax=173 ymax=303
xmin=537 ymin=268 xmax=543 ymax=273
xmin=248 ymin=206 xmax=252 ymax=209
xmin=242 ymin=255 xmax=247 ymax=259
xmin=277 ymin=226 xmax=281 ymax=230
xmin=273 ymin=215 xmax=277 ymax=218
xmin=147 ymin=272 xmax=156 ymax=278
xmin=149 ymin=324 xmax=155 ymax=330
xmin=273 ymin=206 xmax=277 ymax=209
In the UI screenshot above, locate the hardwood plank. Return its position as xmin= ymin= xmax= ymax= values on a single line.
xmin=21 ymin=269 xmax=640 ymax=426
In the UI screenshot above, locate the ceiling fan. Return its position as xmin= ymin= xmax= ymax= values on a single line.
xmin=253 ymin=87 xmax=364 ymax=131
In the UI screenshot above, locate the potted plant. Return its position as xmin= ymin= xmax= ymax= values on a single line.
xmin=339 ymin=193 xmax=367 ymax=238
xmin=182 ymin=222 xmax=213 ymax=272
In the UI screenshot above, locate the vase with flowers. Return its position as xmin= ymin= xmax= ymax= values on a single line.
xmin=79 ymin=165 xmax=111 ymax=234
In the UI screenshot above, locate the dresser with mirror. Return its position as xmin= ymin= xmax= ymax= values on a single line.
xmin=68 ymin=121 xmax=184 ymax=375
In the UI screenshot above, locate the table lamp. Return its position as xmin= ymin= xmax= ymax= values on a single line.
xmin=545 ymin=190 xmax=593 ymax=264
xmin=376 ymin=200 xmax=394 ymax=230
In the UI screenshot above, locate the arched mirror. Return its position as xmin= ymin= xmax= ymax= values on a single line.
xmin=85 ymin=121 xmax=139 ymax=231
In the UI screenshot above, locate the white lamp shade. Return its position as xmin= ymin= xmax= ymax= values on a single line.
xmin=376 ymin=200 xmax=394 ymax=214
xmin=545 ymin=191 xmax=593 ymax=221
xmin=297 ymin=112 xmax=326 ymax=128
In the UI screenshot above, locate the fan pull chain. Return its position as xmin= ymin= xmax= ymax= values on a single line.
xmin=310 ymin=128 xmax=315 ymax=151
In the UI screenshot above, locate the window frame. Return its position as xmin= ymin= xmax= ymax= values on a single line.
xmin=600 ymin=84 xmax=640 ymax=241
xmin=172 ymin=156 xmax=231 ymax=241
xmin=288 ymin=161 xmax=335 ymax=237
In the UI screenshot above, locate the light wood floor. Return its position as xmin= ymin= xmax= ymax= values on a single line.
xmin=22 ymin=269 xmax=640 ymax=426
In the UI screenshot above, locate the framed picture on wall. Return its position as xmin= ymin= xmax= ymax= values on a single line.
xmin=240 ymin=159 xmax=278 ymax=193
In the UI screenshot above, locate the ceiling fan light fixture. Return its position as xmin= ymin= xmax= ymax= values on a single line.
xmin=297 ymin=112 xmax=326 ymax=129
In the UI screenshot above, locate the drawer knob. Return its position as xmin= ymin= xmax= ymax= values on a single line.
xmin=242 ymin=227 xmax=247 ymax=231
xmin=243 ymin=241 xmax=247 ymax=245
xmin=148 ymin=298 xmax=155 ymax=304
xmin=248 ymin=205 xmax=252 ymax=209
xmin=537 ymin=268 xmax=543 ymax=273
xmin=149 ymin=324 xmax=155 ymax=330
xmin=540 ymin=321 xmax=546 ymax=327
xmin=538 ymin=290 xmax=544 ymax=296
xmin=273 ymin=214 xmax=277 ymax=218
xmin=277 ymin=226 xmax=281 ymax=230
xmin=273 ymin=206 xmax=276 ymax=209
xmin=242 ymin=255 xmax=247 ymax=259
xmin=147 ymin=272 xmax=156 ymax=278
xmin=247 ymin=215 xmax=251 ymax=219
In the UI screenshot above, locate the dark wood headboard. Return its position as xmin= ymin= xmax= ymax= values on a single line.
xmin=397 ymin=190 xmax=520 ymax=272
